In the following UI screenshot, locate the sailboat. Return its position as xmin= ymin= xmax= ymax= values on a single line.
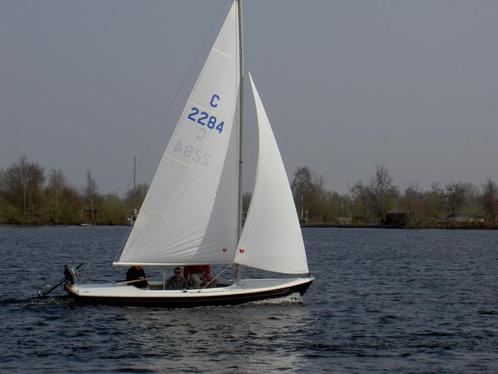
xmin=65 ymin=0 xmax=313 ymax=307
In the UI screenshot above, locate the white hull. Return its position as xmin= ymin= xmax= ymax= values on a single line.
xmin=66 ymin=277 xmax=313 ymax=307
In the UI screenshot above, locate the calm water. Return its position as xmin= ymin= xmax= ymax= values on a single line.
xmin=1 ymin=226 xmax=498 ymax=373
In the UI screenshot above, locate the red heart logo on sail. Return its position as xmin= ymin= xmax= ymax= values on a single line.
xmin=239 ymin=248 xmax=245 ymax=254
xmin=222 ymin=248 xmax=228 ymax=252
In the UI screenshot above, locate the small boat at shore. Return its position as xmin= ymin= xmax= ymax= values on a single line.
xmin=64 ymin=0 xmax=313 ymax=307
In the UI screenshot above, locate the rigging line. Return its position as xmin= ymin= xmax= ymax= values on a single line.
xmin=200 ymin=262 xmax=234 ymax=291
xmin=123 ymin=0 xmax=233 ymax=194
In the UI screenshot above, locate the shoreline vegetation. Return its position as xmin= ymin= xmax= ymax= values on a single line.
xmin=1 ymin=157 xmax=497 ymax=229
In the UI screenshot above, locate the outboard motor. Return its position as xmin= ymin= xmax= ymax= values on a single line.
xmin=38 ymin=263 xmax=83 ymax=297
xmin=64 ymin=264 xmax=79 ymax=286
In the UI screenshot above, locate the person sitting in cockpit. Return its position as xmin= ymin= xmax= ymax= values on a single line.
xmin=126 ymin=266 xmax=148 ymax=288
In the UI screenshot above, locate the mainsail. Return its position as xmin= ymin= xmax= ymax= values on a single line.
xmin=235 ymin=73 xmax=309 ymax=274
xmin=115 ymin=2 xmax=240 ymax=266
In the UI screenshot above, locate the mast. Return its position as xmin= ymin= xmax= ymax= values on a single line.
xmin=235 ymin=0 xmax=244 ymax=282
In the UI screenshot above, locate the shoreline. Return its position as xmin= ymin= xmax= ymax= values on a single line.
xmin=301 ymin=223 xmax=498 ymax=230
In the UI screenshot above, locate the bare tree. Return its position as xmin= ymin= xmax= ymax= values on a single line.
xmin=3 ymin=156 xmax=45 ymax=222
xmin=400 ymin=184 xmax=426 ymax=226
xmin=291 ymin=167 xmax=314 ymax=220
xmin=125 ymin=183 xmax=148 ymax=212
xmin=45 ymin=168 xmax=81 ymax=224
xmin=445 ymin=182 xmax=466 ymax=215
xmin=84 ymin=170 xmax=98 ymax=224
xmin=351 ymin=165 xmax=399 ymax=221
xmin=372 ymin=165 xmax=398 ymax=218
xmin=424 ymin=183 xmax=445 ymax=219
xmin=46 ymin=169 xmax=65 ymax=224
xmin=481 ymin=179 xmax=498 ymax=224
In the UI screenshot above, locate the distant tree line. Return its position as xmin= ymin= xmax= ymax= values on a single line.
xmin=1 ymin=157 xmax=497 ymax=228
xmin=0 ymin=157 xmax=147 ymax=225
xmin=290 ymin=165 xmax=498 ymax=228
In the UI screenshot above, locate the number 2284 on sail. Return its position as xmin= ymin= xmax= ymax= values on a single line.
xmin=186 ymin=94 xmax=225 ymax=134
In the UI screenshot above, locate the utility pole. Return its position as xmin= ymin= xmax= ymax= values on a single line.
xmin=133 ymin=156 xmax=136 ymax=191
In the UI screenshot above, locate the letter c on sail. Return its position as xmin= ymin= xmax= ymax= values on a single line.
xmin=210 ymin=94 xmax=220 ymax=108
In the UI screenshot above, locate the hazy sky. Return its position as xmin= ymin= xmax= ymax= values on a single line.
xmin=1 ymin=0 xmax=497 ymax=195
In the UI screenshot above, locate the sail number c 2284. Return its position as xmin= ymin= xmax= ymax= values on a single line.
xmin=186 ymin=94 xmax=225 ymax=134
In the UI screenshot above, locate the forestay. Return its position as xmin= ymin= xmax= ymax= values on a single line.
xmin=235 ymin=73 xmax=309 ymax=274
xmin=115 ymin=2 xmax=240 ymax=266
